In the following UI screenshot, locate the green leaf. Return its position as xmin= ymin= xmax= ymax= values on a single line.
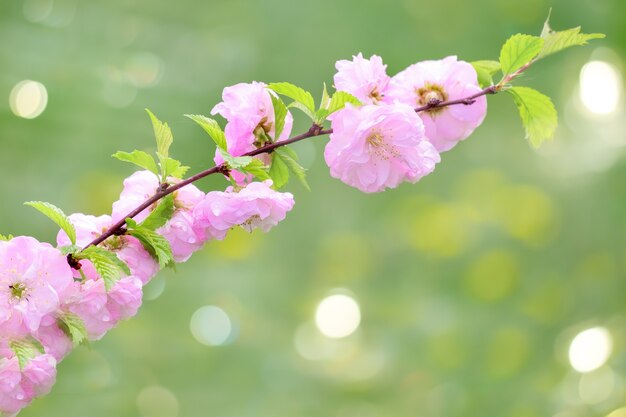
xmin=112 ymin=150 xmax=159 ymax=175
xmin=126 ymin=219 xmax=174 ymax=268
xmin=57 ymin=312 xmax=89 ymax=347
xmin=240 ymin=159 xmax=271 ymax=181
xmin=268 ymin=82 xmax=315 ymax=113
xmin=507 ymin=86 xmax=558 ymax=148
xmin=0 ymin=234 xmax=13 ymax=241
xmin=24 ymin=201 xmax=76 ymax=245
xmin=10 ymin=339 xmax=44 ymax=369
xmin=269 ymin=153 xmax=289 ymax=189
xmin=499 ymin=34 xmax=544 ymax=75
xmin=140 ymin=194 xmax=175 ymax=231
xmin=146 ymin=109 xmax=174 ymax=182
xmin=218 ymin=148 xmax=254 ymax=170
xmin=276 ymin=148 xmax=310 ymax=191
xmin=185 ymin=114 xmax=228 ymax=151
xmin=471 ymin=60 xmax=501 ymax=88
xmin=288 ymin=101 xmax=316 ymax=120
xmin=78 ymin=246 xmax=131 ymax=290
xmin=59 ymin=245 xmax=81 ymax=255
xmin=320 ymin=82 xmax=331 ymax=110
xmin=162 ymin=157 xmax=190 ymax=179
xmin=327 ymin=91 xmax=362 ymax=117
xmin=271 ymin=94 xmax=288 ymax=141
xmin=538 ymin=15 xmax=605 ymax=59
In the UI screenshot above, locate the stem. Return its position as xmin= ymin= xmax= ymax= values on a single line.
xmin=82 ymin=85 xmax=498 ymax=251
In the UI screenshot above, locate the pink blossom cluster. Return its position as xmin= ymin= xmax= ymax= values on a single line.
xmin=1 ymin=54 xmax=486 ymax=415
xmin=0 ymin=171 xmax=294 ymax=415
xmin=326 ymin=53 xmax=486 ymax=192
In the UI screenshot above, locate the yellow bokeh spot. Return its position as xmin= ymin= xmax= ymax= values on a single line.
xmin=465 ymin=249 xmax=520 ymax=302
xmin=520 ymin=278 xmax=568 ymax=324
xmin=484 ymin=327 xmax=531 ymax=378
xmin=428 ymin=330 xmax=468 ymax=370
xmin=494 ymin=185 xmax=557 ymax=247
xmin=409 ymin=201 xmax=471 ymax=258
xmin=607 ymin=408 xmax=626 ymax=417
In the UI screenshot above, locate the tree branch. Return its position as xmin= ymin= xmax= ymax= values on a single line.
xmin=82 ymin=85 xmax=498 ymax=251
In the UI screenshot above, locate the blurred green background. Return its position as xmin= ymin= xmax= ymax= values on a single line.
xmin=1 ymin=0 xmax=625 ymax=416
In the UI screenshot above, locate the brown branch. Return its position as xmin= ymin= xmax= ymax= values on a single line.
xmin=82 ymin=85 xmax=498 ymax=251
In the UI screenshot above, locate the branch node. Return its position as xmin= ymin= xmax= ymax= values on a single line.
xmin=66 ymin=254 xmax=82 ymax=270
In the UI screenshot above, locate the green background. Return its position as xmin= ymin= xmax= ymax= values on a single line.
xmin=1 ymin=0 xmax=624 ymax=416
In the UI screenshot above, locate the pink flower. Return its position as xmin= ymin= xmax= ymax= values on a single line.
xmin=386 ymin=56 xmax=487 ymax=152
xmin=211 ymin=82 xmax=293 ymax=185
xmin=111 ymin=171 xmax=206 ymax=263
xmin=0 ymin=353 xmax=57 ymax=416
xmin=62 ymin=275 xmax=143 ymax=341
xmin=34 ymin=320 xmax=73 ymax=362
xmin=324 ymin=103 xmax=440 ymax=193
xmin=334 ymin=53 xmax=390 ymax=104
xmin=0 ymin=237 xmax=73 ymax=334
xmin=58 ymin=213 xmax=158 ymax=285
xmin=193 ymin=181 xmax=295 ymax=240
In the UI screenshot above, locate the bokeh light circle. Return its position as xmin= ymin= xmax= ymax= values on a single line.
xmin=568 ymin=327 xmax=612 ymax=373
xmin=9 ymin=80 xmax=48 ymax=119
xmin=189 ymin=305 xmax=232 ymax=346
xmin=315 ymin=293 xmax=361 ymax=338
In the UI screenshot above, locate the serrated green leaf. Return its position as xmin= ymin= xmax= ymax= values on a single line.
xmin=538 ymin=16 xmax=605 ymax=59
xmin=78 ymin=246 xmax=131 ymax=290
xmin=112 ymin=150 xmax=159 ymax=175
xmin=140 ymin=194 xmax=175 ymax=231
xmin=271 ymin=94 xmax=288 ymax=141
xmin=0 ymin=234 xmax=13 ymax=241
xmin=471 ymin=60 xmax=501 ymax=88
xmin=499 ymin=34 xmax=544 ymax=75
xmin=327 ymin=91 xmax=362 ymax=117
xmin=24 ymin=201 xmax=76 ymax=245
xmin=146 ymin=109 xmax=174 ymax=182
xmin=507 ymin=86 xmax=558 ymax=148
xmin=268 ymin=82 xmax=315 ymax=113
xmin=240 ymin=159 xmax=271 ymax=181
xmin=57 ymin=312 xmax=88 ymax=347
xmin=218 ymin=148 xmax=254 ymax=170
xmin=10 ymin=339 xmax=44 ymax=369
xmin=288 ymin=101 xmax=316 ymax=120
xmin=126 ymin=219 xmax=173 ymax=268
xmin=185 ymin=114 xmax=228 ymax=151
xmin=162 ymin=157 xmax=190 ymax=179
xmin=276 ymin=148 xmax=310 ymax=191
xmin=269 ymin=153 xmax=289 ymax=189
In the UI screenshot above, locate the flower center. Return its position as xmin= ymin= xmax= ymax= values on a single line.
xmin=240 ymin=215 xmax=261 ymax=233
xmin=415 ymin=83 xmax=448 ymax=114
xmin=368 ymin=87 xmax=384 ymax=104
xmin=366 ymin=131 xmax=400 ymax=160
xmin=9 ymin=282 xmax=27 ymax=299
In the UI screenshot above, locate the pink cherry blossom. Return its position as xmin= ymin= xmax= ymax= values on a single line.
xmin=334 ymin=53 xmax=390 ymax=104
xmin=386 ymin=55 xmax=487 ymax=152
xmin=324 ymin=103 xmax=440 ymax=193
xmin=0 ymin=237 xmax=73 ymax=334
xmin=111 ymin=171 xmax=206 ymax=263
xmin=211 ymin=82 xmax=293 ymax=185
xmin=57 ymin=214 xmax=158 ymax=285
xmin=0 ymin=353 xmax=57 ymax=416
xmin=34 ymin=320 xmax=73 ymax=362
xmin=193 ymin=181 xmax=295 ymax=240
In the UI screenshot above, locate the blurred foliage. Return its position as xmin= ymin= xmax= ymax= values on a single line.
xmin=1 ymin=0 xmax=625 ymax=416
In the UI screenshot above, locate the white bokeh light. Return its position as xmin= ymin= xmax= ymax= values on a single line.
xmin=568 ymin=327 xmax=612 ymax=373
xmin=315 ymin=293 xmax=361 ymax=338
xmin=579 ymin=60 xmax=622 ymax=115
xmin=9 ymin=80 xmax=48 ymax=119
xmin=189 ymin=305 xmax=232 ymax=346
